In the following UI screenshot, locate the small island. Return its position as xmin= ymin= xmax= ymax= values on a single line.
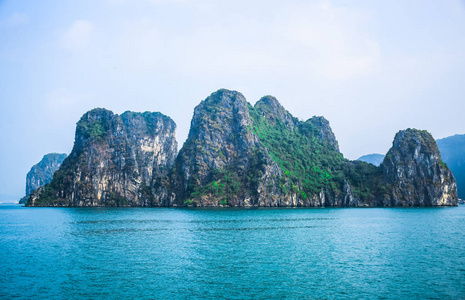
xmin=27 ymin=89 xmax=457 ymax=207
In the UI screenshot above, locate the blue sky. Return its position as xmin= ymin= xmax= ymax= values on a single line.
xmin=1 ymin=0 xmax=464 ymax=199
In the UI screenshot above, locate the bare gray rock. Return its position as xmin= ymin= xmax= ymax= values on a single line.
xmin=27 ymin=108 xmax=177 ymax=206
xmin=19 ymin=153 xmax=67 ymax=204
xmin=27 ymin=91 xmax=458 ymax=208
xmin=381 ymin=129 xmax=457 ymax=206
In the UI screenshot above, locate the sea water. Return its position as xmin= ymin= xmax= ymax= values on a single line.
xmin=1 ymin=205 xmax=465 ymax=299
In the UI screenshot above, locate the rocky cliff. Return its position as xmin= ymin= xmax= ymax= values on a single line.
xmin=27 ymin=89 xmax=458 ymax=207
xmin=170 ymin=89 xmax=263 ymax=206
xmin=19 ymin=153 xmax=67 ymax=204
xmin=171 ymin=91 xmax=457 ymax=207
xmin=358 ymin=134 xmax=465 ymax=199
xmin=381 ymin=129 xmax=457 ymax=206
xmin=436 ymin=134 xmax=465 ymax=200
xmin=172 ymin=90 xmax=381 ymax=207
xmin=27 ymin=108 xmax=177 ymax=206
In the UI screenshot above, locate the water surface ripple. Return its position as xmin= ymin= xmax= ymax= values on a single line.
xmin=1 ymin=206 xmax=465 ymax=299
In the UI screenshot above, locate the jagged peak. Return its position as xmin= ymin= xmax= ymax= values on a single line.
xmin=36 ymin=153 xmax=68 ymax=169
xmin=254 ymin=95 xmax=286 ymax=113
xmin=190 ymin=89 xmax=249 ymax=120
xmin=204 ymin=89 xmax=246 ymax=104
xmin=212 ymin=88 xmax=240 ymax=96
xmin=189 ymin=89 xmax=250 ymax=130
xmin=305 ymin=116 xmax=330 ymax=125
xmin=383 ymin=128 xmax=446 ymax=174
xmin=80 ymin=107 xmax=114 ymax=120
xmin=394 ymin=128 xmax=432 ymax=138
xmin=301 ymin=116 xmax=340 ymax=152
xmin=391 ymin=128 xmax=438 ymax=154
xmin=381 ymin=127 xmax=457 ymax=205
xmin=254 ymin=95 xmax=297 ymax=128
xmin=76 ymin=108 xmax=114 ymax=133
xmin=121 ymin=110 xmax=175 ymax=126
xmin=75 ymin=108 xmax=177 ymax=149
xmin=121 ymin=110 xmax=166 ymax=117
xmin=255 ymin=95 xmax=280 ymax=106
xmin=41 ymin=153 xmax=67 ymax=160
xmin=78 ymin=109 xmax=175 ymax=129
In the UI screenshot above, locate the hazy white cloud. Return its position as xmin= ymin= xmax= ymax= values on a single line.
xmin=282 ymin=1 xmax=380 ymax=80
xmin=119 ymin=19 xmax=163 ymax=71
xmin=0 ymin=12 xmax=28 ymax=27
xmin=61 ymin=20 xmax=94 ymax=50
xmin=450 ymin=0 xmax=465 ymax=14
xmin=145 ymin=0 xmax=190 ymax=4
xmin=2 ymin=0 xmax=465 ymax=196
xmin=109 ymin=0 xmax=380 ymax=80
xmin=105 ymin=0 xmax=190 ymax=5
xmin=45 ymin=87 xmax=81 ymax=114
xmin=167 ymin=17 xmax=282 ymax=75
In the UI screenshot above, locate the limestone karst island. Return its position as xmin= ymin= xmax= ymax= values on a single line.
xmin=25 ymin=89 xmax=457 ymax=207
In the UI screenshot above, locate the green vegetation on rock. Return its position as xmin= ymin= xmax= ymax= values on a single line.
xmin=19 ymin=153 xmax=67 ymax=204
xmin=248 ymin=103 xmax=344 ymax=197
xmin=248 ymin=101 xmax=386 ymax=203
xmin=27 ymin=90 xmax=458 ymax=207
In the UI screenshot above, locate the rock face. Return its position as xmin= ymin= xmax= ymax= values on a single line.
xmin=171 ymin=89 xmax=262 ymax=206
xmin=360 ymin=135 xmax=465 ymax=199
xmin=172 ymin=90 xmax=372 ymax=207
xmin=19 ymin=153 xmax=67 ymax=204
xmin=26 ymin=89 xmax=458 ymax=207
xmin=305 ymin=116 xmax=340 ymax=152
xmin=381 ymin=129 xmax=457 ymax=206
xmin=27 ymin=108 xmax=177 ymax=206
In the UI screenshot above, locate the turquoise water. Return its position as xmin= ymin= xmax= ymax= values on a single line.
xmin=1 ymin=205 xmax=465 ymax=299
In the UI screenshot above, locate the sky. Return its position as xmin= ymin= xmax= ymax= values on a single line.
xmin=1 ymin=0 xmax=464 ymax=199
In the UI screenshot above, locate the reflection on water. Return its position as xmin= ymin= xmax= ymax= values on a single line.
xmin=1 ymin=205 xmax=465 ymax=299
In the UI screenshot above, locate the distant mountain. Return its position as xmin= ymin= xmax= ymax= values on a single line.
xmin=357 ymin=154 xmax=385 ymax=166
xmin=436 ymin=134 xmax=465 ymax=199
xmin=19 ymin=153 xmax=67 ymax=204
xmin=0 ymin=193 xmax=21 ymax=203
